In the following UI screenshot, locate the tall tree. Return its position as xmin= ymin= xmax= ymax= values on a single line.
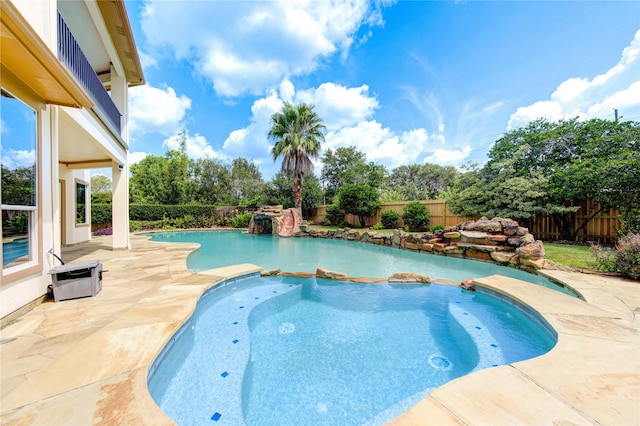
xmin=129 ymin=130 xmax=195 ymax=204
xmin=320 ymin=146 xmax=386 ymax=202
xmin=446 ymin=117 xmax=640 ymax=239
xmin=385 ymin=163 xmax=458 ymax=200
xmin=230 ymin=158 xmax=265 ymax=207
xmin=193 ymin=158 xmax=231 ymax=204
xmin=269 ymin=102 xmax=325 ymax=210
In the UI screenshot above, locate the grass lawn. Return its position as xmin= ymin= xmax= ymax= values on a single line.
xmin=543 ymin=243 xmax=594 ymax=269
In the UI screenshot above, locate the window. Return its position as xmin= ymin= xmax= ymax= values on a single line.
xmin=1 ymin=89 xmax=37 ymax=271
xmin=75 ymin=180 xmax=88 ymax=225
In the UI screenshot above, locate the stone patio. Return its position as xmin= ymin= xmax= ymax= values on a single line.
xmin=1 ymin=234 xmax=638 ymax=425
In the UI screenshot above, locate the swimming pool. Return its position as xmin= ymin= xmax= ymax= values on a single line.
xmin=145 ymin=230 xmax=577 ymax=297
xmin=148 ymin=274 xmax=556 ymax=425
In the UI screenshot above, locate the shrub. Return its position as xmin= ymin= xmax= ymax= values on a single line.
xmin=129 ymin=204 xmax=218 ymax=222
xmin=91 ymin=203 xmax=112 ymax=225
xmin=92 ymin=227 xmax=113 ymax=236
xmin=337 ymin=184 xmax=380 ymax=228
xmin=620 ymin=206 xmax=640 ymax=235
xmin=373 ymin=222 xmax=384 ymax=230
xmin=589 ymin=243 xmax=617 ymax=272
xmin=380 ymin=210 xmax=400 ymax=229
xmin=590 ymin=233 xmax=640 ymax=280
xmin=402 ymin=202 xmax=430 ymax=232
xmin=230 ymin=212 xmax=252 ymax=228
xmin=615 ymin=233 xmax=640 ymax=279
xmin=324 ymin=204 xmax=345 ymax=226
xmin=430 ymin=224 xmax=445 ymax=233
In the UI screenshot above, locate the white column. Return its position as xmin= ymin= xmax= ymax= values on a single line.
xmin=110 ymin=65 xmax=129 ymax=250
xmin=111 ymin=161 xmax=129 ymax=249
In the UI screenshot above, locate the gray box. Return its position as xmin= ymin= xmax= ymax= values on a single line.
xmin=49 ymin=260 xmax=102 ymax=302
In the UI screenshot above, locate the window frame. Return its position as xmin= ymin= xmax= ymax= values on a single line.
xmin=74 ymin=178 xmax=89 ymax=227
xmin=1 ymin=88 xmax=42 ymax=284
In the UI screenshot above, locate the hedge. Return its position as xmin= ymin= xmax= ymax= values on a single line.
xmin=92 ymin=204 xmax=242 ymax=226
xmin=129 ymin=204 xmax=219 ymax=221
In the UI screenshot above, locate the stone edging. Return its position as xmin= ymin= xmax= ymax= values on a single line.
xmin=293 ymin=216 xmax=552 ymax=274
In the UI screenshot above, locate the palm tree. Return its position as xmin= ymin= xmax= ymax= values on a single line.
xmin=269 ymin=102 xmax=325 ymax=210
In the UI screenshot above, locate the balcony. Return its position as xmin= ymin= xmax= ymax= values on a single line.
xmin=57 ymin=11 xmax=121 ymax=137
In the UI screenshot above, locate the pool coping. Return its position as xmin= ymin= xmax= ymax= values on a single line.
xmin=1 ymin=235 xmax=638 ymax=425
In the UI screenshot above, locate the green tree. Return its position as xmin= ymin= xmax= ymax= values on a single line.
xmin=269 ymin=102 xmax=325 ymax=210
xmin=90 ymin=174 xmax=111 ymax=194
xmin=385 ymin=163 xmax=458 ymax=200
xmin=129 ymin=130 xmax=196 ymax=204
xmin=230 ymin=158 xmax=265 ymax=207
xmin=338 ymin=184 xmax=381 ymax=228
xmin=90 ymin=174 xmax=112 ymax=204
xmin=263 ymin=173 xmax=322 ymax=219
xmin=320 ymin=146 xmax=385 ymax=201
xmin=1 ymin=165 xmax=35 ymax=206
xmin=193 ymin=158 xmax=232 ymax=205
xmin=447 ymin=118 xmax=640 ymax=239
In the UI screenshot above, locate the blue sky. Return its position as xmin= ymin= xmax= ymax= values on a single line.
xmin=4 ymin=1 xmax=638 ymax=180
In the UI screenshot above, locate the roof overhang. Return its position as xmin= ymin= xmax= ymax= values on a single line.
xmin=0 ymin=0 xmax=93 ymax=109
xmin=97 ymin=0 xmax=145 ymax=87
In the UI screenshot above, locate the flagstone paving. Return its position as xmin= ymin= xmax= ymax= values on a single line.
xmin=1 ymin=234 xmax=638 ymax=425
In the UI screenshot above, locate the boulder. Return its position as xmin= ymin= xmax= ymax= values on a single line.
xmin=261 ymin=268 xmax=281 ymax=276
xmin=316 ymin=268 xmax=349 ymax=280
xmin=388 ymin=272 xmax=431 ymax=283
xmin=519 ymin=257 xmax=546 ymax=270
xmin=487 ymin=234 xmax=509 ymax=243
xmin=432 ymin=242 xmax=449 ymax=251
xmin=443 ymin=231 xmax=461 ymax=239
xmin=465 ymin=249 xmax=493 ymax=261
xmin=508 ymin=233 xmax=535 ymax=247
xmin=461 ymin=278 xmax=475 ymax=291
xmin=516 ymin=240 xmax=545 ymax=258
xmin=443 ymin=245 xmax=464 ymax=255
xmin=456 ymin=243 xmax=497 ymax=252
xmin=465 ymin=217 xmax=503 ymax=233
xmin=392 ymin=229 xmax=402 ymax=246
xmin=420 ymin=243 xmax=434 ymax=252
xmin=460 ymin=231 xmax=496 ymax=245
xmin=490 ymin=252 xmax=516 ymax=264
xmin=402 ymin=241 xmax=421 ymax=251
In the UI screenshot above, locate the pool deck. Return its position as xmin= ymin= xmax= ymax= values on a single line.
xmin=1 ymin=234 xmax=638 ymax=425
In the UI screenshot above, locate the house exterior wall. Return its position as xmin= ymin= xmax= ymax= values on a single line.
xmin=1 ymin=0 xmax=143 ymax=320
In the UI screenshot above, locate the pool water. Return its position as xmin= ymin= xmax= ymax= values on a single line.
xmin=2 ymin=237 xmax=29 ymax=266
xmin=148 ymin=274 xmax=556 ymax=425
xmin=146 ymin=230 xmax=577 ymax=297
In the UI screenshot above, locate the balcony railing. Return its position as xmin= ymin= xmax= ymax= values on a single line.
xmin=57 ymin=11 xmax=121 ymax=136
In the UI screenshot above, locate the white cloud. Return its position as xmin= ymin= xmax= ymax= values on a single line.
xmin=129 ymin=84 xmax=192 ymax=137
xmin=138 ymin=51 xmax=158 ymax=69
xmin=163 ymin=131 xmax=223 ymax=160
xmin=222 ymin=89 xmax=283 ymax=162
xmin=218 ymin=79 xmax=468 ymax=177
xmin=140 ymin=0 xmax=393 ymax=97
xmin=129 ymin=151 xmax=150 ymax=165
xmin=296 ymin=83 xmax=379 ymax=130
xmin=1 ymin=149 xmax=35 ymax=169
xmin=423 ymin=146 xmax=472 ymax=166
xmin=508 ymin=29 xmax=640 ymax=129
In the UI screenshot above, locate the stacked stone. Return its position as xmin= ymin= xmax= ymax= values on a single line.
xmin=295 ymin=216 xmax=548 ymax=271
xmin=440 ymin=217 xmax=546 ymax=269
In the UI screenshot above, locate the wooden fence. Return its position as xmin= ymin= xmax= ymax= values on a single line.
xmin=309 ymin=199 xmax=621 ymax=243
xmin=529 ymin=199 xmax=621 ymax=243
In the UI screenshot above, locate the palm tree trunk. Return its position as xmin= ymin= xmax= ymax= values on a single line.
xmin=294 ymin=176 xmax=303 ymax=210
